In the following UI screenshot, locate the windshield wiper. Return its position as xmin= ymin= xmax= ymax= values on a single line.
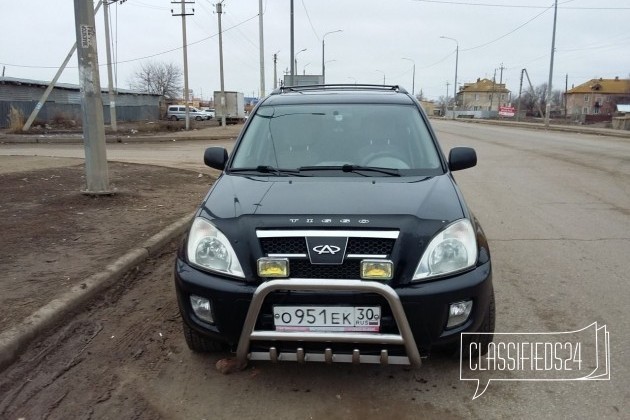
xmin=298 ymin=164 xmax=401 ymax=177
xmin=229 ymin=166 xmax=304 ymax=176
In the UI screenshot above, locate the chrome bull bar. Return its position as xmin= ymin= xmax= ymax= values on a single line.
xmin=235 ymin=279 xmax=422 ymax=369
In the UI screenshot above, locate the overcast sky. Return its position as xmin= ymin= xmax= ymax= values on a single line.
xmin=1 ymin=0 xmax=629 ymax=101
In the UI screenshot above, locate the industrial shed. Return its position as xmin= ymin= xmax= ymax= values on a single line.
xmin=0 ymin=77 xmax=161 ymax=129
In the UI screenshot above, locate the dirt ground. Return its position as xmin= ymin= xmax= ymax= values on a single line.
xmin=0 ymin=157 xmax=455 ymax=419
xmin=0 ymin=156 xmax=213 ymax=332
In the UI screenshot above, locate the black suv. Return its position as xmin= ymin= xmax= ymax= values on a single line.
xmin=174 ymin=85 xmax=494 ymax=368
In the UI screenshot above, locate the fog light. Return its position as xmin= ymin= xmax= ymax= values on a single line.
xmin=190 ymin=295 xmax=214 ymax=324
xmin=258 ymin=258 xmax=289 ymax=278
xmin=447 ymin=300 xmax=473 ymax=328
xmin=361 ymin=260 xmax=393 ymax=280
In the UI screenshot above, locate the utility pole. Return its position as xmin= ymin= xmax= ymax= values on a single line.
xmin=516 ymin=68 xmax=524 ymax=121
xmin=216 ymin=1 xmax=226 ymax=127
xmin=498 ymin=63 xmax=505 ymax=108
xmin=103 ymin=0 xmax=117 ymax=132
xmin=445 ymin=81 xmax=450 ymax=116
xmin=258 ymin=0 xmax=265 ymax=97
xmin=290 ymin=0 xmax=295 ymax=86
xmin=545 ymin=0 xmax=558 ymax=127
xmin=490 ymin=69 xmax=496 ymax=112
xmin=523 ymin=68 xmax=545 ymax=120
xmin=563 ymin=73 xmax=569 ymax=120
xmin=73 ymin=0 xmax=109 ymax=194
xmin=171 ymin=1 xmax=194 ymax=130
xmin=24 ymin=1 xmax=103 ymax=131
xmin=273 ymin=52 xmax=279 ymax=89
xmin=402 ymin=57 xmax=415 ymax=96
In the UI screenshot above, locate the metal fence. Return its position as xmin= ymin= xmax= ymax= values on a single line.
xmin=0 ymin=101 xmax=160 ymax=128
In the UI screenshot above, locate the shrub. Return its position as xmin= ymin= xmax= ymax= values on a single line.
xmin=8 ymin=106 xmax=25 ymax=133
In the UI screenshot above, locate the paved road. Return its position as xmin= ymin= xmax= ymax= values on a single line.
xmin=0 ymin=121 xmax=628 ymax=418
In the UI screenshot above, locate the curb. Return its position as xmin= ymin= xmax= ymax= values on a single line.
xmin=443 ymin=118 xmax=630 ymax=139
xmin=0 ymin=212 xmax=195 ymax=373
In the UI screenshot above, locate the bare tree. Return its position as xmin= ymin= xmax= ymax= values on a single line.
xmin=515 ymin=83 xmax=563 ymax=117
xmin=129 ymin=61 xmax=183 ymax=99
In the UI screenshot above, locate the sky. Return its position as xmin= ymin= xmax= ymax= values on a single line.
xmin=1 ymin=0 xmax=629 ymax=102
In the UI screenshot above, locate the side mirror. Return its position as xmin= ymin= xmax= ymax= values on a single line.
xmin=448 ymin=147 xmax=477 ymax=171
xmin=204 ymin=147 xmax=229 ymax=170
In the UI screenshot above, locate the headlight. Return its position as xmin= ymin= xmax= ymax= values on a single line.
xmin=187 ymin=217 xmax=244 ymax=278
xmin=412 ymin=219 xmax=477 ymax=281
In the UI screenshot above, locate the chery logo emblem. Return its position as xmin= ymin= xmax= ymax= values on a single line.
xmin=312 ymin=245 xmax=341 ymax=255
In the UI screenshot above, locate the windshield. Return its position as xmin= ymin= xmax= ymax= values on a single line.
xmin=230 ymin=103 xmax=443 ymax=176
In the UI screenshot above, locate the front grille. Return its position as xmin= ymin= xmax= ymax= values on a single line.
xmin=290 ymin=259 xmax=360 ymax=279
xmin=347 ymin=238 xmax=394 ymax=255
xmin=260 ymin=237 xmax=307 ymax=254
xmin=258 ymin=231 xmax=398 ymax=279
xmin=260 ymin=237 xmax=395 ymax=256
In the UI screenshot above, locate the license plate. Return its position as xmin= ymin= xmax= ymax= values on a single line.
xmin=273 ymin=306 xmax=381 ymax=332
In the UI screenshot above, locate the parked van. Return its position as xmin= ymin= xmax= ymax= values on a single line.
xmin=167 ymin=105 xmax=209 ymax=121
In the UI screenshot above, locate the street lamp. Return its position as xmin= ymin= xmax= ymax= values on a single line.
xmin=294 ymin=48 xmax=307 ymax=80
xmin=375 ymin=69 xmax=386 ymax=85
xmin=303 ymin=62 xmax=310 ymax=75
xmin=402 ymin=57 xmax=415 ymax=96
xmin=322 ymin=29 xmax=342 ymax=84
xmin=348 ymin=76 xmax=357 ymax=85
xmin=440 ymin=36 xmax=459 ymax=119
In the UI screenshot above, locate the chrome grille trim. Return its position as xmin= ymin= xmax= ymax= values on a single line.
xmin=256 ymin=230 xmax=399 ymax=239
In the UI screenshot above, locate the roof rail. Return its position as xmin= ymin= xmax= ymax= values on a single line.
xmin=271 ymin=84 xmax=408 ymax=95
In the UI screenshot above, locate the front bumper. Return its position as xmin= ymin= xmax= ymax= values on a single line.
xmin=174 ymin=258 xmax=493 ymax=363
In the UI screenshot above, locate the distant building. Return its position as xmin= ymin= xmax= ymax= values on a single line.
xmin=0 ymin=76 xmax=161 ymax=128
xmin=565 ymin=77 xmax=630 ymax=117
xmin=419 ymin=100 xmax=437 ymax=116
xmin=457 ymin=78 xmax=510 ymax=112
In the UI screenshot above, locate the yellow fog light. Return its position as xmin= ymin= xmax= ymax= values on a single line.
xmin=257 ymin=258 xmax=289 ymax=278
xmin=361 ymin=260 xmax=393 ymax=280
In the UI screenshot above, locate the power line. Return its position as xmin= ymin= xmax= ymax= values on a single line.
xmin=413 ymin=0 xmax=630 ymax=9
xmin=462 ymin=5 xmax=552 ymax=51
xmin=0 ymin=13 xmax=259 ymax=70
xmin=302 ymin=0 xmax=320 ymax=41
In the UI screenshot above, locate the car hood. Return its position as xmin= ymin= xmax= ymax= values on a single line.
xmin=201 ymin=174 xmax=464 ymax=224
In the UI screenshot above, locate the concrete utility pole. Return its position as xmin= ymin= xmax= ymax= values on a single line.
xmin=445 ymin=81 xmax=450 ymax=116
xmin=258 ymin=0 xmax=265 ymax=97
xmin=523 ymin=68 xmax=545 ymax=120
xmin=545 ymin=0 xmax=559 ymax=127
xmin=498 ymin=63 xmax=505 ymax=108
xmin=23 ymin=1 xmax=103 ymax=132
xmin=73 ymin=0 xmax=110 ymax=194
xmin=103 ymin=0 xmax=117 ymax=132
xmin=273 ymin=52 xmax=279 ymax=89
xmin=402 ymin=57 xmax=415 ymax=95
xmin=490 ymin=68 xmax=496 ymax=112
xmin=440 ymin=36 xmax=459 ymax=120
xmin=172 ymin=1 xmax=194 ymax=130
xmin=217 ymin=1 xmax=226 ymax=127
xmin=516 ymin=68 xmax=524 ymax=122
xmin=290 ymin=0 xmax=295 ymax=86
